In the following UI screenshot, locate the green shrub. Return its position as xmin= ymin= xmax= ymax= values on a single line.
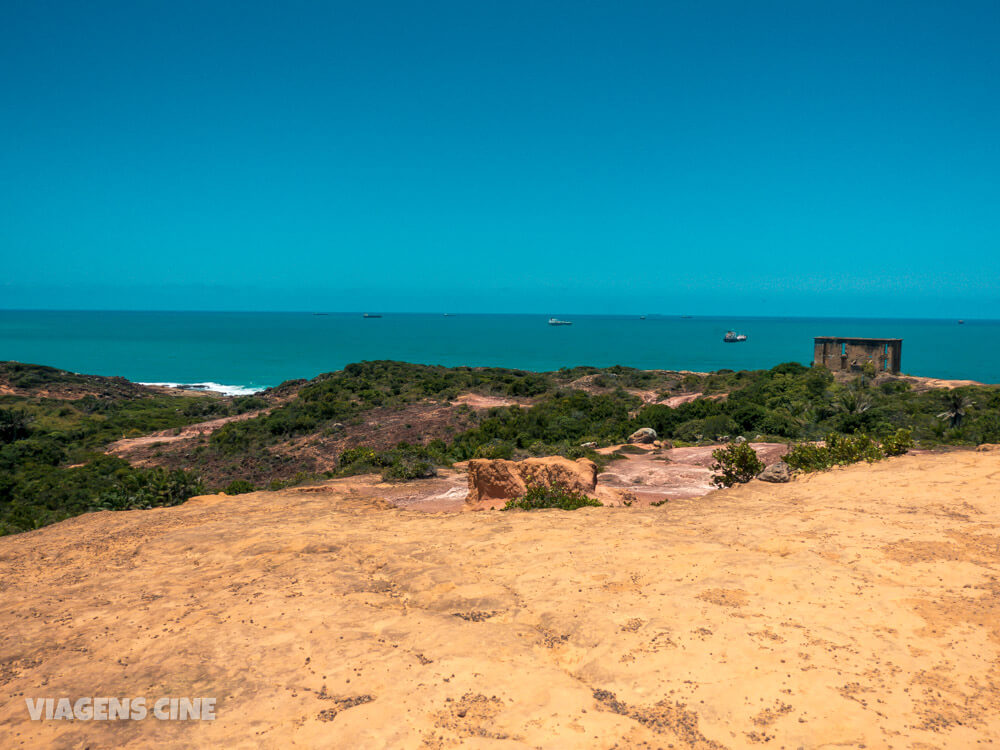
xmin=710 ymin=442 xmax=765 ymax=488
xmin=502 ymin=482 xmax=602 ymax=511
xmin=380 ymin=457 xmax=436 ymax=481
xmin=782 ymin=443 xmax=830 ymax=472
xmin=882 ymin=428 xmax=914 ymax=456
xmin=92 ymin=467 xmax=204 ymax=511
xmin=472 ymin=442 xmax=515 ymax=460
xmin=673 ymin=419 xmax=707 ymax=442
xmin=224 ymin=479 xmax=256 ymax=495
xmin=759 ymin=412 xmax=801 ymax=438
xmin=826 ymin=432 xmax=884 ymax=464
xmin=338 ymin=446 xmax=381 ymax=468
xmin=0 ymin=408 xmax=33 ymax=444
xmin=976 ymin=415 xmax=1000 ymax=445
xmin=701 ymin=414 xmax=739 ymax=440
xmin=336 ymin=443 xmax=444 ymax=481
xmin=784 ymin=431 xmax=913 ymax=473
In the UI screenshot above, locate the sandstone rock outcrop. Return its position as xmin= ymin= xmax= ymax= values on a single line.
xmin=466 ymin=456 xmax=598 ymax=508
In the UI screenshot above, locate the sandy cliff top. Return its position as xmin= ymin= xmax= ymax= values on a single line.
xmin=2 ymin=449 xmax=1000 ymax=747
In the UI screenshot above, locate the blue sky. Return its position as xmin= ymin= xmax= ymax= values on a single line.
xmin=2 ymin=1 xmax=998 ymax=316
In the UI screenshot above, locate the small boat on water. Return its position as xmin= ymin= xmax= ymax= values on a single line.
xmin=363 ymin=313 xmax=382 ymax=318
xmin=548 ymin=318 xmax=572 ymax=326
xmin=723 ymin=330 xmax=748 ymax=343
xmin=958 ymin=319 xmax=965 ymax=324
xmin=639 ymin=315 xmax=647 ymax=320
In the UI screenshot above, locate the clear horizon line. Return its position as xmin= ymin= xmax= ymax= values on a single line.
xmin=0 ymin=308 xmax=992 ymax=322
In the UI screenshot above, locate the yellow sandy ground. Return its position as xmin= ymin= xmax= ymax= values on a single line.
xmin=2 ymin=449 xmax=999 ymax=748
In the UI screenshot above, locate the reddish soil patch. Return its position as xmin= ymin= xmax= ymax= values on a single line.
xmin=272 ymin=402 xmax=477 ymax=474
xmin=107 ymin=410 xmax=272 ymax=457
xmin=450 ymin=393 xmax=534 ymax=410
xmin=596 ymin=443 xmax=790 ymax=505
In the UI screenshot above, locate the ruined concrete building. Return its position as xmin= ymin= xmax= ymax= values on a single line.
xmin=813 ymin=337 xmax=902 ymax=374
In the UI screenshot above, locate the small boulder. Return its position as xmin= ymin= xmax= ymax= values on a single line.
xmin=757 ymin=461 xmax=791 ymax=483
xmin=628 ymin=427 xmax=657 ymax=444
xmin=579 ymin=441 xmax=598 ymax=449
xmin=733 ymin=436 xmax=747 ymax=444
xmin=976 ymin=443 xmax=999 ymax=452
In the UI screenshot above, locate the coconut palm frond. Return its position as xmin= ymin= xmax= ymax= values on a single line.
xmin=937 ymin=393 xmax=975 ymax=429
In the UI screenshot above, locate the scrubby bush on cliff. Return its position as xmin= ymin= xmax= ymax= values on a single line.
xmin=338 ymin=446 xmax=381 ymax=469
xmin=1 ymin=454 xmax=205 ymax=533
xmin=224 ymin=479 xmax=256 ymax=495
xmin=0 ymin=408 xmax=33 ymax=444
xmin=881 ymin=428 xmax=914 ymax=456
xmin=674 ymin=414 xmax=739 ymax=443
xmin=783 ymin=430 xmax=913 ymax=472
xmin=976 ymin=414 xmax=1000 ymax=445
xmin=336 ymin=443 xmax=443 ymax=481
xmin=92 ymin=467 xmax=205 ymax=511
xmin=502 ymin=482 xmax=602 ymax=511
xmin=472 ymin=441 xmax=515 ymax=460
xmin=380 ymin=452 xmax=437 ymax=481
xmin=0 ymin=389 xmax=231 ymax=535
xmin=449 ymin=390 xmax=638 ymax=459
xmin=710 ymin=442 xmax=765 ymax=488
xmin=780 ymin=443 xmax=828 ymax=472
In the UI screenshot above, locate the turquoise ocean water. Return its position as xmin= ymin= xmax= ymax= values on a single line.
xmin=1 ymin=311 xmax=997 ymax=393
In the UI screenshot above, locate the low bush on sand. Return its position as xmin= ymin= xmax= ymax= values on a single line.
xmin=502 ymin=482 xmax=602 ymax=511
xmin=710 ymin=442 xmax=766 ymax=488
xmin=336 ymin=443 xmax=441 ymax=482
xmin=784 ymin=430 xmax=913 ymax=472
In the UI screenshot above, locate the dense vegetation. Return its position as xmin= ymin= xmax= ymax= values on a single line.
xmin=0 ymin=363 xmax=264 ymax=534
xmin=2 ymin=359 xmax=998 ymax=535
xmin=248 ymin=361 xmax=999 ymax=484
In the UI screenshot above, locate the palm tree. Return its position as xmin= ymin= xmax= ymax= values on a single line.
xmin=837 ymin=390 xmax=871 ymax=415
xmin=937 ymin=392 xmax=974 ymax=429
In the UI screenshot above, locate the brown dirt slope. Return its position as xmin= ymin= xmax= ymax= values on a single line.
xmin=2 ymin=450 xmax=1000 ymax=747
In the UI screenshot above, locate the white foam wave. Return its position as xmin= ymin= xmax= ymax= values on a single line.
xmin=140 ymin=381 xmax=266 ymax=397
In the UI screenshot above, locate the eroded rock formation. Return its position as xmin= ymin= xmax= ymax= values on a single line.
xmin=466 ymin=456 xmax=598 ymax=508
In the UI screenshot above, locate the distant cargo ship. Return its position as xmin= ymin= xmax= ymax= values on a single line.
xmin=723 ymin=330 xmax=747 ymax=342
xmin=548 ymin=318 xmax=572 ymax=326
xmin=362 ymin=313 xmax=382 ymax=318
